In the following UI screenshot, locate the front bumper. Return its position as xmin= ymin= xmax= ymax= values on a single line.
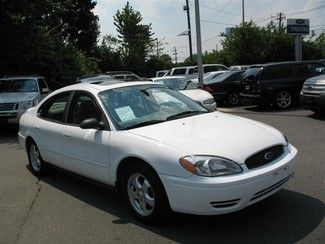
xmin=160 ymin=144 xmax=297 ymax=215
xmin=300 ymin=93 xmax=325 ymax=112
xmin=0 ymin=111 xmax=24 ymax=124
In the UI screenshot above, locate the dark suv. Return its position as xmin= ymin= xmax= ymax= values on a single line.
xmin=240 ymin=61 xmax=325 ymax=109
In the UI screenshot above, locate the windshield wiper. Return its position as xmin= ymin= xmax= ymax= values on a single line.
xmin=123 ymin=120 xmax=166 ymax=130
xmin=166 ymin=111 xmax=207 ymax=121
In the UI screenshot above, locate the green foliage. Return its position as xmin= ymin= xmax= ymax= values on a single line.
xmin=113 ymin=1 xmax=155 ymax=75
xmin=0 ymin=0 xmax=99 ymax=88
xmin=199 ymin=21 xmax=324 ymax=66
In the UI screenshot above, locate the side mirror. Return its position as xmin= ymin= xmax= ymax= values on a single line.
xmin=41 ymin=88 xmax=50 ymax=94
xmin=80 ymin=118 xmax=105 ymax=130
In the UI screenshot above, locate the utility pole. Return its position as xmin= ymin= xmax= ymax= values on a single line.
xmin=172 ymin=46 xmax=178 ymax=64
xmin=276 ymin=12 xmax=286 ymax=28
xmin=156 ymin=38 xmax=159 ymax=58
xmin=242 ymin=0 xmax=245 ymax=24
xmin=184 ymin=0 xmax=193 ymax=62
xmin=194 ymin=0 xmax=203 ymax=88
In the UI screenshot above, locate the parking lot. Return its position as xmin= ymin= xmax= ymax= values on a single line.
xmin=0 ymin=106 xmax=324 ymax=244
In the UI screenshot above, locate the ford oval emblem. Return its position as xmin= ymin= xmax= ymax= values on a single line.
xmin=264 ymin=152 xmax=274 ymax=160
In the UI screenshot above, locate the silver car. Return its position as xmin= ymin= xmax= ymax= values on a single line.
xmin=0 ymin=76 xmax=50 ymax=124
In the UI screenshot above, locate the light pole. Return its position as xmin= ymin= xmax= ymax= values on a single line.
xmin=194 ymin=0 xmax=203 ymax=88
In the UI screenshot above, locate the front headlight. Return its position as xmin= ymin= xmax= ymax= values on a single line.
xmin=19 ymin=101 xmax=34 ymax=110
xmin=202 ymin=98 xmax=215 ymax=105
xmin=179 ymin=155 xmax=243 ymax=177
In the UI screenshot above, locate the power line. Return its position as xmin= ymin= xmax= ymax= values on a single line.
xmin=286 ymin=4 xmax=325 ymax=16
xmin=200 ymin=20 xmax=237 ymax=26
xmin=200 ymin=4 xmax=241 ymax=17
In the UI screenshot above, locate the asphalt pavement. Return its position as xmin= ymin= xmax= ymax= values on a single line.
xmin=0 ymin=106 xmax=324 ymax=243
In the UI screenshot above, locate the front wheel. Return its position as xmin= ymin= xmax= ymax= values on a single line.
xmin=122 ymin=164 xmax=170 ymax=225
xmin=226 ymin=92 xmax=240 ymax=106
xmin=274 ymin=90 xmax=292 ymax=109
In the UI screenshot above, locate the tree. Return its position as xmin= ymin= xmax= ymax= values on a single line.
xmin=113 ymin=2 xmax=155 ymax=75
xmin=0 ymin=0 xmax=99 ymax=88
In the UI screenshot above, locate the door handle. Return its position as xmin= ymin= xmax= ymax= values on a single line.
xmin=34 ymin=126 xmax=40 ymax=130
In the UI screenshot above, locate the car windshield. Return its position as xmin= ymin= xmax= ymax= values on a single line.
xmin=242 ymin=67 xmax=262 ymax=82
xmin=99 ymin=85 xmax=208 ymax=130
xmin=155 ymin=78 xmax=197 ymax=90
xmin=0 ymin=79 xmax=38 ymax=93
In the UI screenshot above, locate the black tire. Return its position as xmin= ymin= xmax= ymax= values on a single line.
xmin=121 ymin=163 xmax=171 ymax=225
xmin=274 ymin=90 xmax=292 ymax=109
xmin=226 ymin=92 xmax=241 ymax=106
xmin=27 ymin=140 xmax=47 ymax=176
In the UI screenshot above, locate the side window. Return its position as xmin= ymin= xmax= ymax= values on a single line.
xmin=67 ymin=92 xmax=102 ymax=125
xmin=38 ymin=92 xmax=70 ymax=122
xmin=172 ymin=68 xmax=186 ymax=75
xmin=188 ymin=68 xmax=194 ymax=74
xmin=114 ymin=75 xmax=124 ymax=80
xmin=261 ymin=65 xmax=286 ymax=80
xmin=204 ymin=66 xmax=216 ymax=73
xmin=37 ymin=78 xmax=47 ymax=91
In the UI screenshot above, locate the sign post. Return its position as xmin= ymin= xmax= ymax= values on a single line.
xmin=286 ymin=19 xmax=309 ymax=61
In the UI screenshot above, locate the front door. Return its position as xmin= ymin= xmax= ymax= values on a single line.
xmin=61 ymin=91 xmax=110 ymax=183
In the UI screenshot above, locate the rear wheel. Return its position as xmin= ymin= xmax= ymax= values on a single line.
xmin=274 ymin=90 xmax=292 ymax=109
xmin=121 ymin=164 xmax=170 ymax=225
xmin=27 ymin=141 xmax=47 ymax=176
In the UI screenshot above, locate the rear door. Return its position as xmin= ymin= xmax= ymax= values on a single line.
xmin=61 ymin=91 xmax=110 ymax=183
xmin=35 ymin=92 xmax=72 ymax=168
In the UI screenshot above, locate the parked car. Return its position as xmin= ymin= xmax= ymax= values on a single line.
xmin=240 ymin=61 xmax=325 ymax=109
xmin=193 ymin=64 xmax=229 ymax=74
xmin=78 ymin=74 xmax=114 ymax=83
xmin=19 ymin=81 xmax=297 ymax=224
xmin=165 ymin=66 xmax=196 ymax=79
xmin=202 ymin=71 xmax=244 ymax=106
xmin=0 ymin=76 xmax=50 ymax=124
xmin=151 ymin=76 xmax=216 ymax=111
xmin=155 ymin=70 xmax=169 ymax=77
xmin=300 ymin=74 xmax=325 ymax=114
xmin=114 ymin=73 xmax=142 ymax=81
xmin=106 ymin=71 xmax=142 ymax=81
xmin=191 ymin=70 xmax=229 ymax=85
xmin=229 ymin=65 xmax=249 ymax=71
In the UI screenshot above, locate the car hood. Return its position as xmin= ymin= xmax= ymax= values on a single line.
xmin=0 ymin=92 xmax=39 ymax=103
xmin=179 ymin=89 xmax=213 ymax=102
xmin=129 ymin=112 xmax=285 ymax=164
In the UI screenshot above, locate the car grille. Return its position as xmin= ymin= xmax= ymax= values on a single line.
xmin=250 ymin=173 xmax=293 ymax=202
xmin=0 ymin=103 xmax=18 ymax=112
xmin=210 ymin=198 xmax=241 ymax=208
xmin=245 ymin=145 xmax=284 ymax=170
xmin=301 ymin=83 xmax=325 ymax=97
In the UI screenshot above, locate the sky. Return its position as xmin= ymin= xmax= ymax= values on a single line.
xmin=93 ymin=0 xmax=325 ymax=62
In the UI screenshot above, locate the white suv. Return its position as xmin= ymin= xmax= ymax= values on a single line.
xmin=0 ymin=76 xmax=50 ymax=124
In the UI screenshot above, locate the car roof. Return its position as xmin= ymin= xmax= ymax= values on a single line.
xmin=172 ymin=66 xmax=194 ymax=69
xmin=53 ymin=81 xmax=157 ymax=95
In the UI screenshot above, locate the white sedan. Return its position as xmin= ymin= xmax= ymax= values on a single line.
xmin=151 ymin=76 xmax=216 ymax=111
xmin=18 ymin=82 xmax=297 ymax=225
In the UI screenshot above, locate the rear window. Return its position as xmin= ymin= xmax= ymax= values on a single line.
xmin=172 ymin=68 xmax=187 ymax=75
xmin=204 ymin=65 xmax=228 ymax=73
